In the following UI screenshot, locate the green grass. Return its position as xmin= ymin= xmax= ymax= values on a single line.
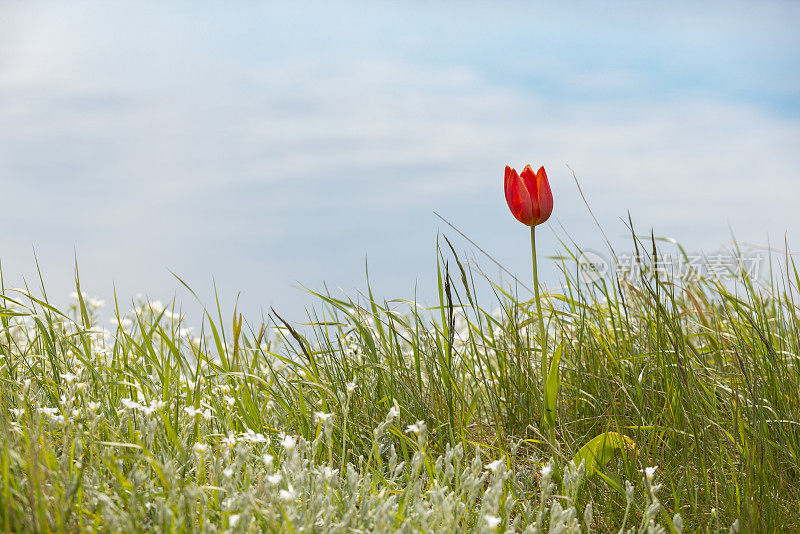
xmin=1 ymin=228 xmax=797 ymax=532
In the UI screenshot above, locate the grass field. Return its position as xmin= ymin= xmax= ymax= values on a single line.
xmin=1 ymin=228 xmax=797 ymax=532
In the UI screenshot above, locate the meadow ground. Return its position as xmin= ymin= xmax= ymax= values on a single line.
xmin=1 ymin=230 xmax=797 ymax=532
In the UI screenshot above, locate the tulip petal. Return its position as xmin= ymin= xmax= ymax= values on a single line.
xmin=532 ymin=166 xmax=554 ymax=225
xmin=505 ymin=166 xmax=534 ymax=225
xmin=520 ymin=165 xmax=538 ymax=199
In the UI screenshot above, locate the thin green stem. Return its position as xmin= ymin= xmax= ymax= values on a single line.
xmin=531 ymin=225 xmax=547 ymax=377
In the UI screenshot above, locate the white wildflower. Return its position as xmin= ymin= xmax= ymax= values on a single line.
xmin=387 ymin=405 xmax=400 ymax=421
xmin=673 ymin=513 xmax=684 ymax=534
xmin=183 ymin=405 xmax=211 ymax=420
xmin=484 ymin=514 xmax=502 ymax=531
xmin=241 ymin=429 xmax=267 ymax=443
xmin=139 ymin=401 xmax=163 ymax=417
xmin=40 ymin=407 xmax=59 ymax=417
xmin=222 ymin=433 xmax=238 ymax=449
xmin=281 ymin=434 xmax=297 ymax=452
xmin=121 ymin=399 xmax=141 ymax=411
xmin=405 ymin=420 xmax=425 ymax=435
xmin=541 ymin=461 xmax=554 ymax=487
xmin=320 ymin=466 xmax=338 ymax=480
xmin=149 ymin=301 xmax=165 ymax=314
xmin=314 ymin=412 xmax=334 ymax=424
xmin=262 ymin=453 xmax=274 ymax=469
xmin=486 ymin=458 xmax=504 ymax=474
xmin=346 ymin=379 xmax=357 ymax=394
xmin=644 ymin=465 xmax=658 ymax=482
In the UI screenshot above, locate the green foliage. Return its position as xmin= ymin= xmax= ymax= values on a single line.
xmin=0 ymin=230 xmax=794 ymax=532
xmin=573 ymin=432 xmax=634 ymax=479
xmin=542 ymin=341 xmax=563 ymax=433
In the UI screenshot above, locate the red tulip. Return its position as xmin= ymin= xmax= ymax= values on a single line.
xmin=504 ymin=165 xmax=553 ymax=226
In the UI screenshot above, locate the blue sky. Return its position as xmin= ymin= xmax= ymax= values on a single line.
xmin=1 ymin=1 xmax=799 ymax=321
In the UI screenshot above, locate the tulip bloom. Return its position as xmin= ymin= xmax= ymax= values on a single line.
xmin=504 ymin=165 xmax=553 ymax=227
xmin=504 ymin=163 xmax=552 ymax=394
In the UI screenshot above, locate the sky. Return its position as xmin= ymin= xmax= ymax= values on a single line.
xmin=1 ymin=1 xmax=799 ymax=323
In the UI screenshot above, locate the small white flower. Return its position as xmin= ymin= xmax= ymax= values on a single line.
xmin=139 ymin=404 xmax=159 ymax=417
xmin=183 ymin=406 xmax=202 ymax=417
xmin=625 ymin=480 xmax=635 ymax=502
xmin=241 ymin=429 xmax=267 ymax=443
xmin=673 ymin=513 xmax=684 ymax=534
xmin=193 ymin=442 xmax=209 ymax=455
xmin=222 ymin=433 xmax=238 ymax=449
xmin=314 ymin=412 xmax=334 ymax=424
xmin=320 ymin=466 xmax=338 ymax=480
xmin=541 ymin=462 xmax=554 ymax=483
xmin=121 ymin=399 xmax=141 ymax=411
xmin=644 ymin=465 xmax=658 ymax=481
xmin=262 ymin=453 xmax=274 ymax=469
xmin=222 ymin=467 xmax=234 ymax=478
xmin=87 ymin=297 xmax=105 ymax=308
xmin=279 ymin=488 xmax=296 ymax=502
xmin=387 ymin=405 xmax=400 ymax=421
xmin=228 ymin=514 xmax=241 ymax=527
xmin=281 ymin=435 xmax=297 ymax=452
xmin=486 ymin=458 xmax=504 ymax=474
xmin=40 ymin=407 xmax=59 ymax=417
xmin=149 ymin=300 xmax=165 ymax=314
xmin=267 ymin=473 xmax=282 ymax=485
xmin=345 ymin=379 xmax=357 ymax=394
xmin=484 ymin=514 xmax=502 ymax=531
xmin=87 ymin=401 xmax=101 ymax=412
xmin=405 ymin=420 xmax=425 ymax=435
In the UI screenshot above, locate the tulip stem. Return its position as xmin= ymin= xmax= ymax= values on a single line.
xmin=531 ymin=225 xmax=547 ymax=377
